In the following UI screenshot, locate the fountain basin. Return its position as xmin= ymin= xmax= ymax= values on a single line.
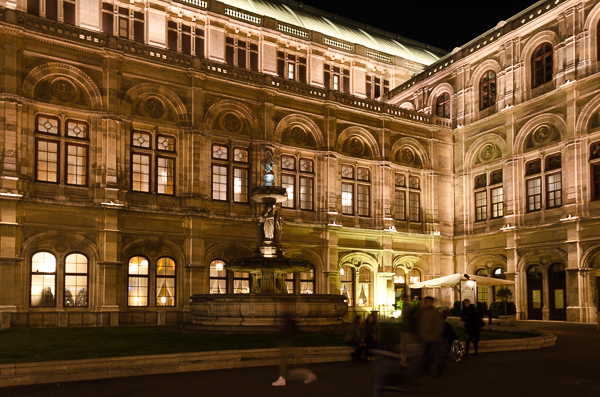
xmin=189 ymin=294 xmax=348 ymax=332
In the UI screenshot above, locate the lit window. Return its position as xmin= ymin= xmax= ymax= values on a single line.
xmin=300 ymin=269 xmax=314 ymax=294
xmin=212 ymin=145 xmax=249 ymax=203
xmin=358 ymin=268 xmax=372 ymax=307
xmin=157 ymin=157 xmax=175 ymax=195
xmin=409 ymin=192 xmax=420 ymax=222
xmin=209 ymin=260 xmax=227 ymax=294
xmin=64 ymin=254 xmax=88 ymax=307
xmin=31 ymin=252 xmax=56 ymax=307
xmin=233 ymin=272 xmax=250 ymax=294
xmin=36 ymin=140 xmax=59 ymax=183
xmin=340 ymin=266 xmax=354 ymax=306
xmin=132 ymin=153 xmax=151 ymax=192
xmin=128 ymin=256 xmax=149 ymax=306
xmin=156 ymin=257 xmax=176 ymax=306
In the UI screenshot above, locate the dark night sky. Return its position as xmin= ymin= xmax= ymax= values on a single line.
xmin=294 ymin=0 xmax=541 ymax=52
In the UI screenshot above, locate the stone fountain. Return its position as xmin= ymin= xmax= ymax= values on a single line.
xmin=189 ymin=147 xmax=347 ymax=332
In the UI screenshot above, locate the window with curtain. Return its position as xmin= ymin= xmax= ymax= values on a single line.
xmin=209 ymin=260 xmax=227 ymax=294
xmin=156 ymin=257 xmax=176 ymax=306
xmin=358 ymin=267 xmax=372 ymax=307
xmin=340 ymin=266 xmax=354 ymax=306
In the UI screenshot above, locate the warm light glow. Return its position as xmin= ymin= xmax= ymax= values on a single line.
xmin=215 ymin=261 xmax=224 ymax=270
xmin=467 ymin=280 xmax=475 ymax=287
xmin=342 ymin=191 xmax=352 ymax=206
xmin=358 ymin=298 xmax=364 ymax=305
xmin=234 ymin=178 xmax=242 ymax=194
xmin=394 ymin=275 xmax=405 ymax=284
xmin=340 ymin=268 xmax=345 ymax=276
xmin=409 ymin=276 xmax=420 ymax=284
xmin=161 ymin=296 xmax=167 ymax=304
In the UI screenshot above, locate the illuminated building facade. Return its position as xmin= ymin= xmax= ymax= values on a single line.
xmin=0 ymin=0 xmax=598 ymax=327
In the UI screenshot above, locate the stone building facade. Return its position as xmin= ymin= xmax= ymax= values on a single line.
xmin=0 ymin=0 xmax=598 ymax=327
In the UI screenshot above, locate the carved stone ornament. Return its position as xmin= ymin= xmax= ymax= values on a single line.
xmin=480 ymin=143 xmax=496 ymax=162
xmin=401 ymin=147 xmax=416 ymax=165
xmin=348 ymin=137 xmax=364 ymax=156
xmin=290 ymin=126 xmax=306 ymax=144
xmin=142 ymin=96 xmax=165 ymax=119
xmin=51 ymin=78 xmax=77 ymax=102
xmin=591 ymin=111 xmax=600 ymax=129
xmin=532 ymin=124 xmax=553 ymax=146
xmin=221 ymin=112 xmax=242 ymax=133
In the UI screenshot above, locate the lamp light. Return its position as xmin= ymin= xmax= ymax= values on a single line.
xmin=358 ymin=285 xmax=366 ymax=305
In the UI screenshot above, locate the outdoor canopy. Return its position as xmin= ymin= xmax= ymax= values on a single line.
xmin=409 ymin=272 xmax=515 ymax=289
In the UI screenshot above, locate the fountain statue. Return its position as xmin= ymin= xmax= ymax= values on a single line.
xmin=189 ymin=146 xmax=348 ymax=331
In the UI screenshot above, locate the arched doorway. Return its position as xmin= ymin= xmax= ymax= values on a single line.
xmin=526 ymin=265 xmax=543 ymax=320
xmin=548 ymin=263 xmax=566 ymax=321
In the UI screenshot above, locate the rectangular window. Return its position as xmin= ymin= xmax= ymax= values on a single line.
xmin=46 ymin=0 xmax=58 ymax=20
xmin=209 ymin=261 xmax=227 ymax=294
xmin=119 ymin=16 xmax=128 ymax=38
xmin=527 ymin=177 xmax=542 ymax=212
xmin=225 ymin=37 xmax=234 ymax=65
xmin=475 ymin=191 xmax=487 ymax=221
xmin=333 ymin=75 xmax=340 ymax=91
xmin=182 ymin=25 xmax=192 ymax=55
xmin=546 ymin=173 xmax=562 ymax=208
xmin=157 ymin=157 xmax=175 ymax=195
xmin=394 ymin=190 xmax=406 ymax=220
xmin=299 ymin=57 xmax=307 ymax=83
xmin=250 ymin=43 xmax=259 ymax=71
xmin=285 ymin=273 xmax=295 ymax=294
xmin=63 ymin=0 xmax=76 ymax=25
xmin=237 ymin=40 xmax=247 ymax=69
xmin=491 ymin=187 xmax=504 ymax=218
xmin=37 ymin=115 xmax=59 ymax=135
xmin=195 ymin=29 xmax=205 ymax=58
xmin=102 ymin=3 xmax=114 ymax=35
xmin=300 ymin=177 xmax=314 ymax=211
xmin=409 ymin=192 xmax=420 ymax=222
xmin=282 ymin=174 xmax=295 ymax=209
xmin=233 ymin=272 xmax=250 ymax=294
xmin=27 ymin=0 xmax=40 ymax=16
xmin=300 ymin=270 xmax=314 ymax=294
xmin=233 ymin=167 xmax=248 ymax=203
xmin=168 ymin=21 xmax=178 ymax=51
xmin=133 ymin=11 xmax=144 ymax=43
xmin=342 ymin=183 xmax=354 ymax=215
xmin=212 ymin=165 xmax=228 ymax=201
xmin=36 ymin=139 xmax=59 ymax=183
xmin=357 ymin=184 xmax=370 ymax=217
xmin=66 ymin=144 xmax=87 ymax=186
xmin=287 ymin=62 xmax=295 ymax=79
xmin=132 ymin=153 xmax=150 ymax=192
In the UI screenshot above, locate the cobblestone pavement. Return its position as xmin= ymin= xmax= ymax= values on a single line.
xmin=2 ymin=321 xmax=599 ymax=397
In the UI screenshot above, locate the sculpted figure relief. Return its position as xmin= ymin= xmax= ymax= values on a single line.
xmin=257 ymin=205 xmax=282 ymax=243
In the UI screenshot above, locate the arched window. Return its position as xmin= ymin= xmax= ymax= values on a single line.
xmin=209 ymin=260 xmax=227 ymax=294
xmin=479 ymin=71 xmax=496 ymax=110
xmin=532 ymin=43 xmax=553 ymax=88
xmin=64 ymin=253 xmax=88 ymax=307
xmin=340 ymin=266 xmax=354 ymax=306
xmin=436 ymin=93 xmax=450 ymax=118
xmin=128 ymin=256 xmax=149 ymax=306
xmin=492 ymin=267 xmax=506 ymax=280
xmin=156 ymin=257 xmax=176 ymax=306
xmin=475 ymin=268 xmax=488 ymax=277
xmin=358 ymin=267 xmax=372 ymax=307
xmin=31 ymin=252 xmax=56 ymax=307
xmin=590 ymin=142 xmax=600 ymax=201
xmin=408 ymin=268 xmax=421 ymax=284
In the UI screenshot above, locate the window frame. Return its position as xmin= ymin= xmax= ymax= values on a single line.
xmin=545 ymin=171 xmax=562 ymax=209
xmin=209 ymin=259 xmax=228 ymax=294
xmin=531 ymin=42 xmax=553 ymax=88
xmin=156 ymin=256 xmax=176 ymax=307
xmin=409 ymin=191 xmax=420 ymax=223
xmin=127 ymin=256 xmax=150 ymax=307
xmin=340 ymin=266 xmax=354 ymax=307
xmin=64 ymin=142 xmax=89 ymax=187
xmin=479 ymin=70 xmax=497 ymax=111
xmin=35 ymin=138 xmax=60 ymax=184
xmin=526 ymin=176 xmax=542 ymax=212
xmin=436 ymin=93 xmax=450 ymax=118
xmin=30 ymin=251 xmax=57 ymax=308
xmin=64 ymin=252 xmax=89 ymax=308
xmin=475 ymin=190 xmax=488 ymax=222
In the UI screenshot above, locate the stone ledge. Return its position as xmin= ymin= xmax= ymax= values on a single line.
xmin=0 ymin=331 xmax=556 ymax=388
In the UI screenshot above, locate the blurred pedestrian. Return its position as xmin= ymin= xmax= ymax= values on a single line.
xmin=363 ymin=313 xmax=380 ymax=360
xmin=399 ymin=296 xmax=417 ymax=366
xmin=416 ymin=296 xmax=444 ymax=377
xmin=461 ymin=299 xmax=482 ymax=357
xmin=345 ymin=315 xmax=366 ymax=360
xmin=272 ymin=315 xmax=317 ymax=386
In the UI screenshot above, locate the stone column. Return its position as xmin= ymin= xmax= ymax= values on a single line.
xmin=98 ymin=208 xmax=121 ymax=325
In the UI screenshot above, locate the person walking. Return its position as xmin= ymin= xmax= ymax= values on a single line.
xmin=416 ymin=296 xmax=444 ymax=377
xmin=461 ymin=299 xmax=482 ymax=357
xmin=399 ymin=296 xmax=417 ymax=366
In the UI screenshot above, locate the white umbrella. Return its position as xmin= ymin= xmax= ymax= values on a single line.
xmin=409 ymin=273 xmax=514 ymax=289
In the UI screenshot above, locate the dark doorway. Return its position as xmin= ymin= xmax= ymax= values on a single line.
xmin=548 ymin=263 xmax=566 ymax=321
xmin=527 ymin=265 xmax=544 ymax=320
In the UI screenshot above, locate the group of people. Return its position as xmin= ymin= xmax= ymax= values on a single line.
xmin=344 ymin=313 xmax=381 ymax=361
xmin=346 ymin=296 xmax=483 ymax=378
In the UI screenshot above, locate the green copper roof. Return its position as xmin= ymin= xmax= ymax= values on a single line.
xmin=218 ymin=0 xmax=445 ymax=65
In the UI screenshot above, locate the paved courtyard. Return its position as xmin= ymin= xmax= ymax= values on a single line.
xmin=2 ymin=321 xmax=599 ymax=397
